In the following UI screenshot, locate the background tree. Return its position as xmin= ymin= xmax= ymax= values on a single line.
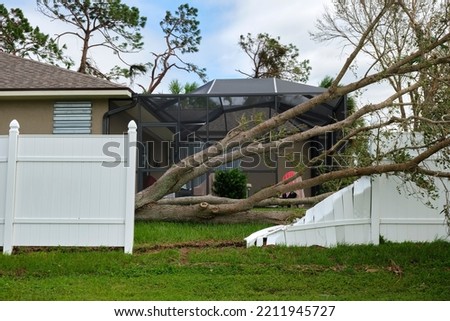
xmin=237 ymin=32 xmax=311 ymax=82
xmin=318 ymin=75 xmax=334 ymax=89
xmin=134 ymin=0 xmax=450 ymax=224
xmin=37 ymin=0 xmax=146 ymax=79
xmin=147 ymin=3 xmax=207 ymax=93
xmin=311 ymin=0 xmax=450 ymax=129
xmin=168 ymin=79 xmax=199 ymax=94
xmin=311 ymin=0 xmax=450 ymax=201
xmin=0 ymin=4 xmax=71 ymax=67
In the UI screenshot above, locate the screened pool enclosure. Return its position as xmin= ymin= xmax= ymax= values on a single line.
xmin=104 ymin=78 xmax=347 ymax=196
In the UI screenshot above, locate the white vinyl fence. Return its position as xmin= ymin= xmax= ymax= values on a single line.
xmin=246 ymin=175 xmax=449 ymax=247
xmin=1 ymin=120 xmax=137 ymax=254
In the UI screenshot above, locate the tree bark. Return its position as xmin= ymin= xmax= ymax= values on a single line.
xmin=135 ymin=204 xmax=303 ymax=224
xmin=154 ymin=193 xmax=333 ymax=207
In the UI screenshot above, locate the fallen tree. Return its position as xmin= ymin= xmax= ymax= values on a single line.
xmin=135 ymin=0 xmax=450 ymax=225
xmin=135 ymin=194 xmax=332 ymax=224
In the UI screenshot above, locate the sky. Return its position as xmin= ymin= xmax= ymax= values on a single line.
xmin=3 ymin=0 xmax=390 ymax=103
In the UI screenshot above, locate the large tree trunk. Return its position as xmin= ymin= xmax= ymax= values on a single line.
xmin=136 ymin=205 xmax=300 ymax=224
xmin=135 ymin=193 xmax=332 ymax=224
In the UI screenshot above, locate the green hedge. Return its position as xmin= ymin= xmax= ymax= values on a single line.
xmin=213 ymin=168 xmax=247 ymax=199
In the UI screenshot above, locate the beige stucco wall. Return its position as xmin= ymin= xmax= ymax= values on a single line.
xmin=0 ymin=98 xmax=109 ymax=135
xmin=109 ymin=111 xmax=135 ymax=135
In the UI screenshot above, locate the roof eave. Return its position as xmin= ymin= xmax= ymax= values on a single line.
xmin=0 ymin=88 xmax=133 ymax=99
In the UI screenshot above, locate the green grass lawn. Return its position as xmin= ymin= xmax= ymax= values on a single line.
xmin=0 ymin=222 xmax=449 ymax=300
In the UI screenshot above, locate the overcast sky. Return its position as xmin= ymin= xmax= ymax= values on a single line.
xmin=3 ymin=0 xmax=389 ymax=103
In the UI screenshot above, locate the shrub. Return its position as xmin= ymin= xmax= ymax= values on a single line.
xmin=213 ymin=168 xmax=247 ymax=199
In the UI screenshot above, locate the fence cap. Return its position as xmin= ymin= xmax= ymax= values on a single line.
xmin=128 ymin=120 xmax=137 ymax=131
xmin=9 ymin=119 xmax=20 ymax=131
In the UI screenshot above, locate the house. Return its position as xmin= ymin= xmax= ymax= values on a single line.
xmin=0 ymin=51 xmax=133 ymax=135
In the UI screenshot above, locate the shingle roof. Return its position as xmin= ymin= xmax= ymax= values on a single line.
xmin=0 ymin=51 xmax=131 ymax=91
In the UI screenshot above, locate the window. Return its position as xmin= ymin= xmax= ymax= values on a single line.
xmin=53 ymin=102 xmax=92 ymax=134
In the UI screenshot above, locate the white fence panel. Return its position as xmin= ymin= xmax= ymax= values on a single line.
xmin=1 ymin=120 xmax=137 ymax=254
xmin=0 ymin=137 xmax=7 ymax=244
xmin=247 ymin=132 xmax=449 ymax=248
xmin=373 ymin=174 xmax=449 ymax=243
xmin=353 ymin=176 xmax=371 ymax=219
xmin=246 ymin=175 xmax=448 ymax=248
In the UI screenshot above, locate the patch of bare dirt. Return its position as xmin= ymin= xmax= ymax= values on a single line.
xmin=134 ymin=240 xmax=245 ymax=254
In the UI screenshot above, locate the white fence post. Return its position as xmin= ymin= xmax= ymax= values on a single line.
xmin=370 ymin=176 xmax=380 ymax=245
xmin=124 ymin=121 xmax=137 ymax=254
xmin=3 ymin=120 xmax=20 ymax=254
